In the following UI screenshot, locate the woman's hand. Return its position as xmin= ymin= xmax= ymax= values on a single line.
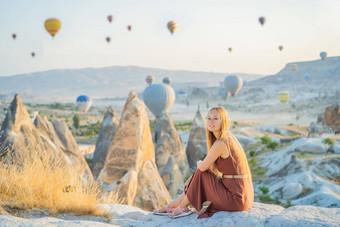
xmin=196 ymin=160 xmax=203 ymax=169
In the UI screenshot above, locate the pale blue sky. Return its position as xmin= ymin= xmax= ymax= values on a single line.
xmin=1 ymin=0 xmax=339 ymax=77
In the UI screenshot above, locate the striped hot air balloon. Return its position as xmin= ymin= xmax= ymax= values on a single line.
xmin=44 ymin=18 xmax=61 ymax=38
xmin=167 ymin=21 xmax=178 ymax=35
xmin=162 ymin=77 xmax=172 ymax=85
xmin=145 ymin=75 xmax=154 ymax=85
xmin=277 ymin=91 xmax=290 ymax=104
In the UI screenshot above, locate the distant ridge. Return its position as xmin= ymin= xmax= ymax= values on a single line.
xmin=250 ymin=56 xmax=340 ymax=85
xmin=0 ymin=65 xmax=263 ymax=98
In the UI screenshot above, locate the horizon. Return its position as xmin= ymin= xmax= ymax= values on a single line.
xmin=1 ymin=0 xmax=340 ymax=77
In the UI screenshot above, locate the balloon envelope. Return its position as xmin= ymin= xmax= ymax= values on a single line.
xmin=277 ymin=91 xmax=290 ymax=104
xmin=12 ymin=34 xmax=16 ymax=39
xmin=320 ymin=51 xmax=327 ymax=60
xmin=162 ymin=77 xmax=172 ymax=85
xmin=44 ymin=18 xmax=61 ymax=37
xmin=259 ymin=17 xmax=266 ymax=26
xmin=224 ymin=75 xmax=243 ymax=97
xmin=145 ymin=75 xmax=154 ymax=85
xmin=167 ymin=21 xmax=178 ymax=34
xmin=278 ymin=45 xmax=283 ymax=51
xmin=290 ymin=64 xmax=298 ymax=72
xmin=228 ymin=47 xmax=232 ymax=52
xmin=106 ymin=37 xmax=111 ymax=43
xmin=107 ymin=15 xmax=113 ymax=23
xmin=304 ymin=74 xmax=310 ymax=81
xmin=31 ymin=52 xmax=35 ymax=57
xmin=127 ymin=25 xmax=132 ymax=31
xmin=143 ymin=84 xmax=175 ymax=118
xmin=76 ymin=95 xmax=92 ymax=113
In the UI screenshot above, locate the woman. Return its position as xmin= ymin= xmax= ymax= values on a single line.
xmin=153 ymin=106 xmax=254 ymax=218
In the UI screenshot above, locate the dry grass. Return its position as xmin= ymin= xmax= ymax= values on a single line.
xmin=0 ymin=148 xmax=116 ymax=220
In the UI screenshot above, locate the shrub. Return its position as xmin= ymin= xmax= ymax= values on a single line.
xmin=267 ymin=141 xmax=278 ymax=150
xmin=261 ymin=135 xmax=271 ymax=144
xmin=323 ymin=138 xmax=334 ymax=146
xmin=73 ymin=114 xmax=80 ymax=129
xmin=259 ymin=186 xmax=269 ymax=195
xmin=249 ymin=150 xmax=256 ymax=157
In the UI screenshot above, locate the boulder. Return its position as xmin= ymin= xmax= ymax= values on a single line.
xmin=97 ymin=92 xmax=171 ymax=211
xmin=324 ymin=104 xmax=340 ymax=131
xmin=186 ymin=110 xmax=207 ymax=170
xmin=282 ymin=182 xmax=303 ymax=199
xmin=91 ymin=106 xmax=119 ymax=179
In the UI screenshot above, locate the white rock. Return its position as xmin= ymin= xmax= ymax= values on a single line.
xmin=282 ymin=183 xmax=303 ymax=199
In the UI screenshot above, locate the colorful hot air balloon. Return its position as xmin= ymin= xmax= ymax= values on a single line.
xmin=162 ymin=77 xmax=172 ymax=85
xmin=320 ymin=51 xmax=327 ymax=60
xmin=224 ymin=75 xmax=243 ymax=97
xmin=167 ymin=21 xmax=178 ymax=35
xmin=107 ymin=15 xmax=113 ymax=23
xmin=304 ymin=74 xmax=310 ymax=81
xmin=106 ymin=37 xmax=111 ymax=43
xmin=12 ymin=34 xmax=16 ymax=39
xmin=31 ymin=52 xmax=35 ymax=58
xmin=228 ymin=47 xmax=232 ymax=53
xmin=277 ymin=91 xmax=290 ymax=104
xmin=290 ymin=64 xmax=298 ymax=72
xmin=259 ymin=17 xmax=266 ymax=26
xmin=278 ymin=45 xmax=283 ymax=51
xmin=143 ymin=84 xmax=175 ymax=118
xmin=76 ymin=95 xmax=92 ymax=113
xmin=44 ymin=18 xmax=61 ymax=38
xmin=146 ymin=75 xmax=154 ymax=85
xmin=127 ymin=25 xmax=132 ymax=31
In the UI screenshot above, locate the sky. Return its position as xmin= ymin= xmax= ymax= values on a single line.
xmin=1 ymin=0 xmax=340 ymax=77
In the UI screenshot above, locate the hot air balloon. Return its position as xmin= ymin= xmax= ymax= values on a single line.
xmin=12 ymin=34 xmax=16 ymax=39
xmin=145 ymin=75 xmax=154 ymax=85
xmin=106 ymin=37 xmax=111 ymax=43
xmin=228 ymin=47 xmax=232 ymax=53
xmin=277 ymin=91 xmax=290 ymax=104
xmin=162 ymin=77 xmax=172 ymax=85
xmin=290 ymin=64 xmax=298 ymax=72
xmin=143 ymin=84 xmax=175 ymax=118
xmin=31 ymin=52 xmax=35 ymax=58
xmin=259 ymin=17 xmax=266 ymax=26
xmin=304 ymin=74 xmax=310 ymax=81
xmin=167 ymin=21 xmax=178 ymax=35
xmin=127 ymin=25 xmax=132 ymax=31
xmin=44 ymin=18 xmax=61 ymax=38
xmin=107 ymin=15 xmax=113 ymax=23
xmin=76 ymin=95 xmax=92 ymax=113
xmin=224 ymin=75 xmax=243 ymax=97
xmin=320 ymin=51 xmax=327 ymax=60
xmin=278 ymin=45 xmax=283 ymax=51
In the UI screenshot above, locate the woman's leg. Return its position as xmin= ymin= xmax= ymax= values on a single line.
xmin=154 ymin=192 xmax=186 ymax=212
xmin=169 ymin=194 xmax=191 ymax=216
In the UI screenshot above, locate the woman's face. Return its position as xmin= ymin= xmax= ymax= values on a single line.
xmin=207 ymin=109 xmax=222 ymax=133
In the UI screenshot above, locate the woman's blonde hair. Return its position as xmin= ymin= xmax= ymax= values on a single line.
xmin=206 ymin=106 xmax=250 ymax=177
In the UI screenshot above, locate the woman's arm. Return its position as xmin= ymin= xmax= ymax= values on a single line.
xmin=197 ymin=140 xmax=226 ymax=171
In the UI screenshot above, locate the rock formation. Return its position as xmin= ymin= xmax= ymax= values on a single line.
xmin=91 ymin=106 xmax=119 ymax=179
xmin=324 ymin=104 xmax=340 ymax=133
xmin=0 ymin=94 xmax=93 ymax=183
xmin=97 ymin=92 xmax=171 ymax=211
xmin=186 ymin=110 xmax=207 ymax=170
xmin=154 ymin=113 xmax=189 ymax=197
